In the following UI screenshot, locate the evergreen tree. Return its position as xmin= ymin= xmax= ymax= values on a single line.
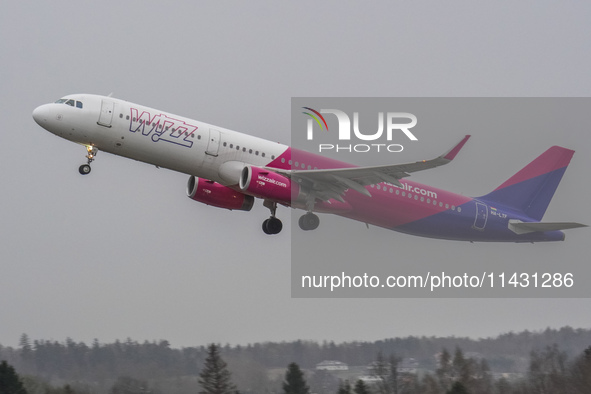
xmin=372 ymin=352 xmax=400 ymax=394
xmin=353 ymin=380 xmax=371 ymax=394
xmin=283 ymin=362 xmax=309 ymax=394
xmin=570 ymin=345 xmax=591 ymax=393
xmin=337 ymin=380 xmax=352 ymax=394
xmin=198 ymin=344 xmax=237 ymax=394
xmin=372 ymin=352 xmax=390 ymax=394
xmin=419 ymin=374 xmax=440 ymax=394
xmin=18 ymin=335 xmax=32 ymax=359
xmin=446 ymin=381 xmax=468 ymax=394
xmin=0 ymin=361 xmax=28 ymax=394
xmin=387 ymin=354 xmax=400 ymax=394
xmin=528 ymin=344 xmax=567 ymax=393
xmin=436 ymin=349 xmax=453 ymax=392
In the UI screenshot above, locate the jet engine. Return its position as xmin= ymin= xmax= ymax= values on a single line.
xmin=239 ymin=166 xmax=299 ymax=203
xmin=187 ymin=176 xmax=254 ymax=211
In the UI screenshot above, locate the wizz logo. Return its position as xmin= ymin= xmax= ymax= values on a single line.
xmin=129 ymin=108 xmax=197 ymax=148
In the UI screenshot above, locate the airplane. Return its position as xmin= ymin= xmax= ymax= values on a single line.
xmin=32 ymin=94 xmax=587 ymax=242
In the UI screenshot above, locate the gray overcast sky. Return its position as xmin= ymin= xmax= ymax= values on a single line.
xmin=1 ymin=1 xmax=590 ymax=348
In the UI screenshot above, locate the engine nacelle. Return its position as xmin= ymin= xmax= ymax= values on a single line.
xmin=187 ymin=176 xmax=254 ymax=211
xmin=239 ymin=166 xmax=299 ymax=202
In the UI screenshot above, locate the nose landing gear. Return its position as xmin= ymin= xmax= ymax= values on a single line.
xmin=79 ymin=145 xmax=97 ymax=175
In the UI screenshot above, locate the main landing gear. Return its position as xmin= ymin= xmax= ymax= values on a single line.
xmin=79 ymin=145 xmax=97 ymax=175
xmin=298 ymin=212 xmax=320 ymax=231
xmin=262 ymin=200 xmax=283 ymax=235
xmin=261 ymin=201 xmax=321 ymax=235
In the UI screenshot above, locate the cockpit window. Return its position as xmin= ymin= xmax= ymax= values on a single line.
xmin=54 ymin=98 xmax=83 ymax=109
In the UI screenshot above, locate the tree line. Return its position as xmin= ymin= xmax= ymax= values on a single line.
xmin=3 ymin=326 xmax=590 ymax=376
xmin=3 ymin=343 xmax=591 ymax=394
xmin=1 ymin=326 xmax=591 ymax=393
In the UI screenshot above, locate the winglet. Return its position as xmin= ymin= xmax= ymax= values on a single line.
xmin=442 ymin=135 xmax=471 ymax=161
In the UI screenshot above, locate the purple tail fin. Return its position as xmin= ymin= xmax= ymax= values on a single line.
xmin=479 ymin=146 xmax=574 ymax=221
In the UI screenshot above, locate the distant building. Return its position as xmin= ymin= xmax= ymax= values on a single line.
xmin=358 ymin=375 xmax=382 ymax=384
xmin=316 ymin=360 xmax=349 ymax=371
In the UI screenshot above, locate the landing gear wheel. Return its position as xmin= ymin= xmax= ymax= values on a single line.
xmin=79 ymin=164 xmax=91 ymax=175
xmin=262 ymin=219 xmax=271 ymax=235
xmin=263 ymin=217 xmax=283 ymax=235
xmin=261 ymin=200 xmax=283 ymax=235
xmin=79 ymin=145 xmax=98 ymax=175
xmin=299 ymin=212 xmax=320 ymax=231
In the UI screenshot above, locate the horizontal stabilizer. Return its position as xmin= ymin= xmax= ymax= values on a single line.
xmin=508 ymin=220 xmax=588 ymax=235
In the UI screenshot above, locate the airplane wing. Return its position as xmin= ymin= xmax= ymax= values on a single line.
xmin=274 ymin=135 xmax=470 ymax=203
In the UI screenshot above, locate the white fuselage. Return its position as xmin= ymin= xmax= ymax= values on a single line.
xmin=33 ymin=94 xmax=287 ymax=186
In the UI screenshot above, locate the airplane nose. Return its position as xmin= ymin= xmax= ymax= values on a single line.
xmin=32 ymin=105 xmax=49 ymax=126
